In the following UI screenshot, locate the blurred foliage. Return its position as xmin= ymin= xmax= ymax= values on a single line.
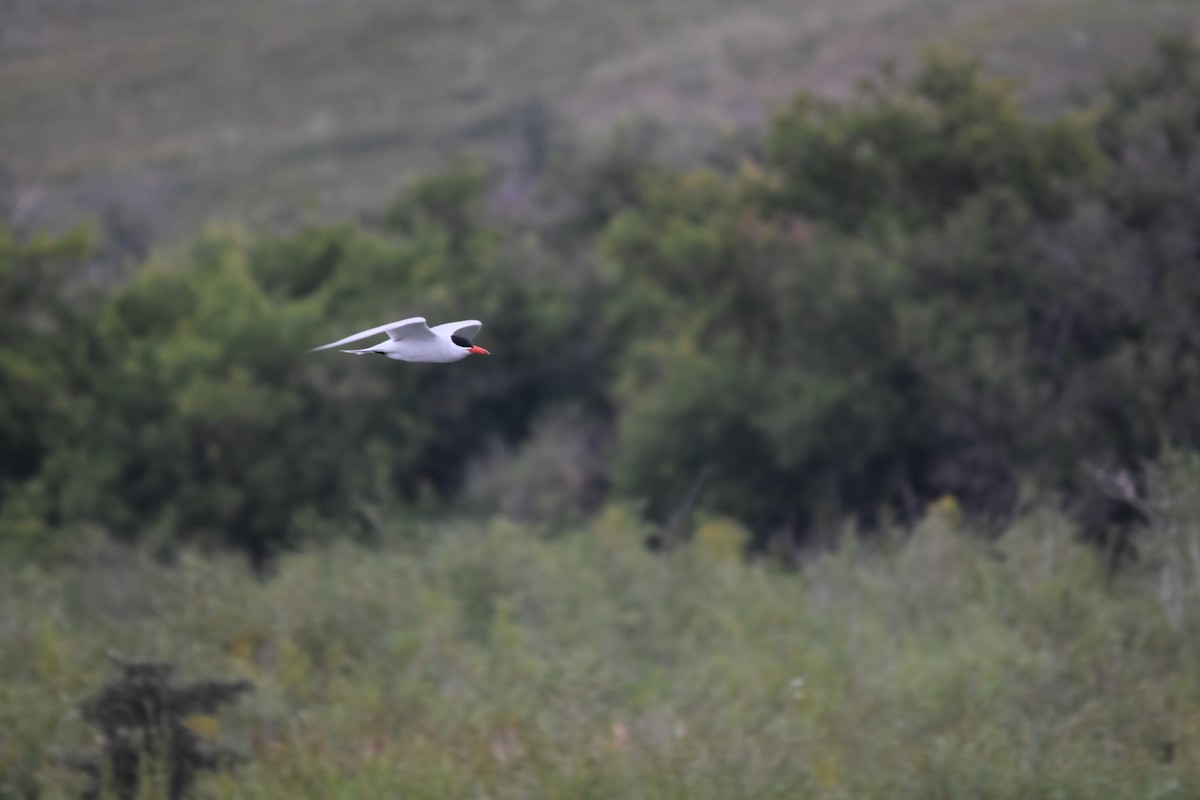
xmin=2 ymin=502 xmax=1199 ymax=798
xmin=764 ymin=49 xmax=1105 ymax=232
xmin=71 ymin=658 xmax=252 ymax=800
xmin=3 ymin=41 xmax=1200 ymax=560
xmin=0 ymin=164 xmax=592 ymax=565
xmin=601 ymin=41 xmax=1200 ymax=543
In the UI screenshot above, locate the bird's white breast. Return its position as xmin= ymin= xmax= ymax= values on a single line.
xmin=382 ymin=337 xmax=469 ymax=363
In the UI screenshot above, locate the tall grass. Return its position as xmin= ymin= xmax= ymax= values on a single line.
xmin=2 ymin=503 xmax=1198 ymax=798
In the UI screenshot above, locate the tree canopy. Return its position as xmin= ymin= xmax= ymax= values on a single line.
xmin=3 ymin=42 xmax=1200 ymax=562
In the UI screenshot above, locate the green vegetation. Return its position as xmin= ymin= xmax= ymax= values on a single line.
xmin=4 ymin=25 xmax=1200 ymax=799
xmin=5 ymin=42 xmax=1200 ymax=562
xmin=4 ymin=495 xmax=1200 ymax=798
xmin=71 ymin=658 xmax=252 ymax=800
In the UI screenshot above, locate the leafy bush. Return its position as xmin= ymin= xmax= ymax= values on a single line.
xmin=4 ymin=40 xmax=1200 ymax=559
xmin=764 ymin=48 xmax=1103 ymax=232
xmin=1 ymin=170 xmax=597 ymax=563
xmin=71 ymin=657 xmax=252 ymax=800
xmin=602 ymin=40 xmax=1200 ymax=541
xmin=2 ymin=502 xmax=1199 ymax=798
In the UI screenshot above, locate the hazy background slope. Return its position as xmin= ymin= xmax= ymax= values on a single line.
xmin=3 ymin=0 xmax=1195 ymax=243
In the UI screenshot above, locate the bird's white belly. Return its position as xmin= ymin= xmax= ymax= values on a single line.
xmin=381 ymin=338 xmax=467 ymax=363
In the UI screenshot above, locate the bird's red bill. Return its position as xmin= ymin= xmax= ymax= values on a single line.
xmin=469 ymin=345 xmax=490 ymax=355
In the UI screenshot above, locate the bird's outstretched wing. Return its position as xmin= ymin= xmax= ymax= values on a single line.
xmin=309 ymin=317 xmax=435 ymax=352
xmin=430 ymin=319 xmax=482 ymax=343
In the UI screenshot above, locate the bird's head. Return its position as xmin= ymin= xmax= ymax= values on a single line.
xmin=451 ymin=334 xmax=490 ymax=356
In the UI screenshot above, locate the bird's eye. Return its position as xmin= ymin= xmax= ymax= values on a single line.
xmin=450 ymin=334 xmax=471 ymax=348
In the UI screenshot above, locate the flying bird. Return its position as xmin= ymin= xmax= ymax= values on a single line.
xmin=309 ymin=317 xmax=490 ymax=363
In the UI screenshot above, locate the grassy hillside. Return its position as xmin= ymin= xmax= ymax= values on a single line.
xmin=3 ymin=0 xmax=1196 ymax=243
xmin=3 ymin=504 xmax=1199 ymax=798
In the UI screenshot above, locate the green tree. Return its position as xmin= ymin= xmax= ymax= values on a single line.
xmin=0 ymin=225 xmax=96 ymax=551
xmin=764 ymin=48 xmax=1103 ymax=232
xmin=600 ymin=39 xmax=1200 ymax=545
